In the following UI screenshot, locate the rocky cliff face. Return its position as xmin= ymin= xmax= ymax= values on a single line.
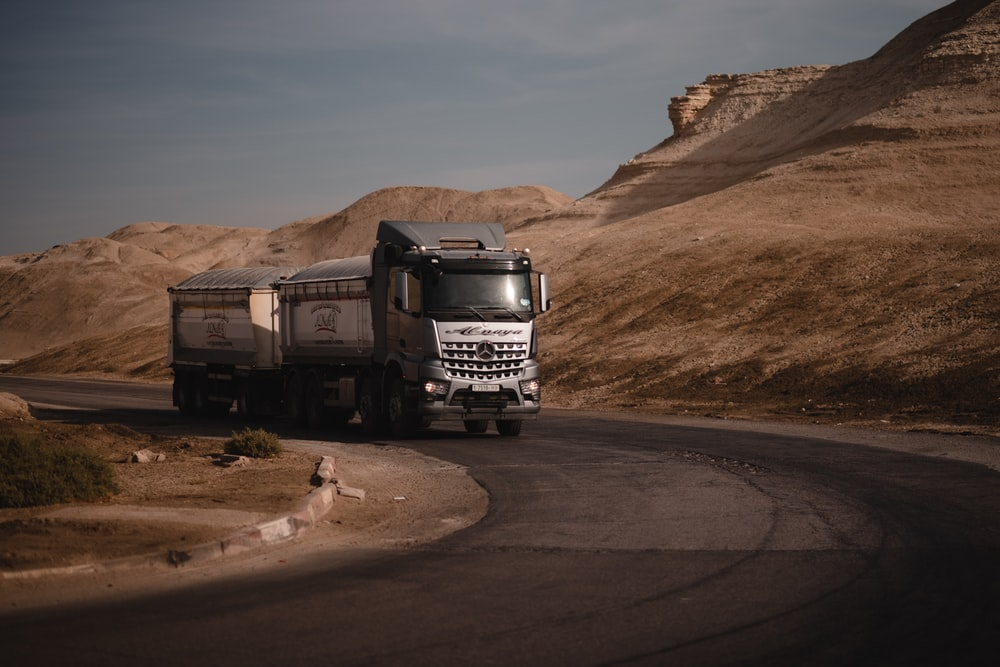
xmin=668 ymin=0 xmax=999 ymax=138
xmin=665 ymin=68 xmax=831 ymax=138
xmin=667 ymin=74 xmax=741 ymax=136
xmin=553 ymin=0 xmax=998 ymax=231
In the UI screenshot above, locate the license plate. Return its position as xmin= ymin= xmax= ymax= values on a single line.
xmin=471 ymin=384 xmax=501 ymax=393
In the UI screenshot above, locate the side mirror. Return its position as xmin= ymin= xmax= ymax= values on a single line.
xmin=538 ymin=273 xmax=551 ymax=313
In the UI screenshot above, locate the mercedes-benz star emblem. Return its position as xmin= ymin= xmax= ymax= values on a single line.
xmin=475 ymin=341 xmax=496 ymax=361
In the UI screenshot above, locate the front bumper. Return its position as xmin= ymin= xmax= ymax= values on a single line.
xmin=416 ymin=359 xmax=541 ymax=421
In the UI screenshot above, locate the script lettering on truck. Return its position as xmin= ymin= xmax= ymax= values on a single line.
xmin=445 ymin=327 xmax=523 ymax=337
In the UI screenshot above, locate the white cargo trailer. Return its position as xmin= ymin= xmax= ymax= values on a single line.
xmin=168 ymin=266 xmax=298 ymax=417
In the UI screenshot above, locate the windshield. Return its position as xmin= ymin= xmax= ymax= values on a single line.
xmin=425 ymin=270 xmax=533 ymax=312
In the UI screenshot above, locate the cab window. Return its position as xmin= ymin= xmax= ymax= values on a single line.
xmin=390 ymin=269 xmax=422 ymax=313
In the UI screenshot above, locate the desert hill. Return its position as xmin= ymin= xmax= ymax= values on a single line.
xmin=0 ymin=185 xmax=568 ymax=362
xmin=2 ymin=0 xmax=999 ymax=431
xmin=518 ymin=0 xmax=1000 ymax=429
xmin=264 ymin=185 xmax=572 ymax=266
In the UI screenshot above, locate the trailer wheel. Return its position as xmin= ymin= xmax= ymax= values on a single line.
xmin=463 ymin=420 xmax=489 ymax=434
xmin=237 ymin=383 xmax=252 ymax=419
xmin=237 ymin=383 xmax=260 ymax=420
xmin=284 ymin=371 xmax=306 ymax=425
xmin=496 ymin=419 xmax=522 ymax=436
xmin=174 ymin=374 xmax=197 ymax=416
xmin=191 ymin=377 xmax=211 ymax=415
xmin=387 ymin=377 xmax=417 ymax=439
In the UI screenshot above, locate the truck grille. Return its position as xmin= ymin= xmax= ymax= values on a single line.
xmin=442 ymin=341 xmax=528 ymax=381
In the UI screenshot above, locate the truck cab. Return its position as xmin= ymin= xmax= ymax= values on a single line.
xmin=368 ymin=221 xmax=549 ymax=437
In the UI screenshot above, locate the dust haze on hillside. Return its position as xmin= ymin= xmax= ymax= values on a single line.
xmin=2 ymin=0 xmax=999 ymax=434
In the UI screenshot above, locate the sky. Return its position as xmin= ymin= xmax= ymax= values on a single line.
xmin=1 ymin=0 xmax=946 ymax=255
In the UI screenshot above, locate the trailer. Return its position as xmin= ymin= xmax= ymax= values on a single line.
xmin=167 ymin=266 xmax=298 ymax=418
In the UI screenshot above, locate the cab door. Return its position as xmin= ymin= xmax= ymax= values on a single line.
xmin=388 ymin=268 xmax=423 ymax=354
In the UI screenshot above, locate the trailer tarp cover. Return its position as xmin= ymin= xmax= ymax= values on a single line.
xmin=169 ymin=267 xmax=299 ymax=292
xmin=282 ymin=255 xmax=372 ymax=283
xmin=376 ymin=220 xmax=506 ymax=252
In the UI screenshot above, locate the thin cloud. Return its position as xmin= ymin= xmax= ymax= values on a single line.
xmin=0 ymin=0 xmax=948 ymax=255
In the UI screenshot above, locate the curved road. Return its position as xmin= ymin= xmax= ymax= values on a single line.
xmin=2 ymin=375 xmax=999 ymax=665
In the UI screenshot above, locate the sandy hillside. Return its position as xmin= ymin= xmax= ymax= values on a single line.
xmin=515 ymin=0 xmax=1000 ymax=429
xmin=268 ymin=185 xmax=573 ymax=266
xmin=2 ymin=0 xmax=999 ymax=431
xmin=0 ymin=186 xmax=567 ymax=362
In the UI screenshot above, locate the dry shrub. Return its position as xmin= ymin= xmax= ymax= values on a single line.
xmin=224 ymin=427 xmax=283 ymax=459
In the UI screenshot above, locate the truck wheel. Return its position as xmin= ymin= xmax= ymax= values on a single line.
xmin=284 ymin=372 xmax=306 ymax=425
xmin=496 ymin=419 xmax=522 ymax=436
xmin=463 ymin=420 xmax=489 ymax=434
xmin=174 ymin=375 xmax=197 ymax=416
xmin=387 ymin=377 xmax=417 ymax=439
xmin=191 ymin=377 xmax=211 ymax=415
xmin=237 ymin=384 xmax=256 ymax=420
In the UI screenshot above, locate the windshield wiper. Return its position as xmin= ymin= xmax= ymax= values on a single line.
xmin=499 ymin=307 xmax=525 ymax=322
xmin=465 ymin=306 xmax=487 ymax=321
xmin=430 ymin=306 xmax=523 ymax=321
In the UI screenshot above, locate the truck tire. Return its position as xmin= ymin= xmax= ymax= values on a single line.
xmin=496 ymin=419 xmax=522 ymax=436
xmin=237 ymin=383 xmax=257 ymax=420
xmin=191 ymin=377 xmax=211 ymax=415
xmin=174 ymin=374 xmax=198 ymax=416
xmin=463 ymin=420 xmax=489 ymax=434
xmin=387 ymin=376 xmax=417 ymax=439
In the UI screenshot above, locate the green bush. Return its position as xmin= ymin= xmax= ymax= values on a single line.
xmin=0 ymin=431 xmax=119 ymax=508
xmin=224 ymin=427 xmax=283 ymax=459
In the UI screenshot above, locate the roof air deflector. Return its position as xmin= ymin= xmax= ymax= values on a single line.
xmin=376 ymin=221 xmax=506 ymax=252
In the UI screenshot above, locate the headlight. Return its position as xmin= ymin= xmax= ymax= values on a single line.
xmin=422 ymin=379 xmax=451 ymax=400
xmin=519 ymin=378 xmax=541 ymax=400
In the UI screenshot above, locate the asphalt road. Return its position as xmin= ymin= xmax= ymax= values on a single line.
xmin=1 ymin=375 xmax=999 ymax=666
